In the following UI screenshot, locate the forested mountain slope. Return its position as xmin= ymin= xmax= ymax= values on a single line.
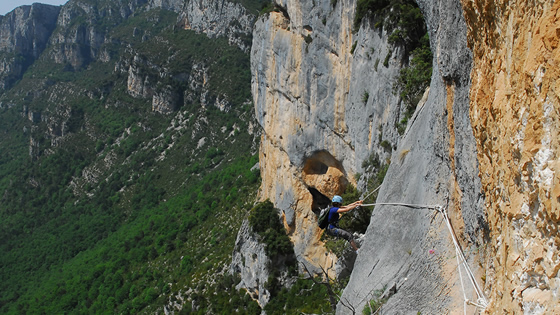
xmin=0 ymin=1 xmax=265 ymax=313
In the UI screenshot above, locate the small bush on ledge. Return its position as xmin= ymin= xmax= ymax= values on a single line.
xmin=248 ymin=200 xmax=297 ymax=271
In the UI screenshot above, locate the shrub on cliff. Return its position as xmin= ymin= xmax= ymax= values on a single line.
xmin=264 ymin=277 xmax=330 ymax=314
xmin=355 ymin=0 xmax=428 ymax=52
xmin=394 ymin=32 xmax=432 ymax=131
xmin=248 ymin=200 xmax=296 ymax=268
xmin=354 ymin=0 xmax=432 ymax=131
xmin=354 ymin=0 xmax=390 ymax=30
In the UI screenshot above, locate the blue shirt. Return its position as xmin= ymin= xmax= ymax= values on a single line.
xmin=328 ymin=207 xmax=340 ymax=229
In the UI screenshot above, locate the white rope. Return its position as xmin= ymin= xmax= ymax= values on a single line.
xmin=362 ymin=184 xmax=382 ymax=200
xmin=439 ymin=205 xmax=488 ymax=312
xmin=360 ymin=202 xmax=488 ymax=312
xmin=455 ymin=233 xmax=468 ymax=315
xmin=361 ymin=202 xmax=440 ymax=210
xmin=439 ymin=207 xmax=469 ymax=306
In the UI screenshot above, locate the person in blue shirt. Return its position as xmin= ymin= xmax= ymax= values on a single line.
xmin=326 ymin=195 xmax=363 ymax=251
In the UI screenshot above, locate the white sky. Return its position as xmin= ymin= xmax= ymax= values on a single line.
xmin=0 ymin=1 xmax=68 ymax=16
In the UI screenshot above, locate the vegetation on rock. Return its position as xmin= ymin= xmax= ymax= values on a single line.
xmin=0 ymin=4 xmax=262 ymax=314
xmin=248 ymin=200 xmax=297 ymax=266
xmin=354 ymin=0 xmax=432 ymax=133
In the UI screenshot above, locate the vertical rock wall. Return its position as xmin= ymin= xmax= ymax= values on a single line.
xmin=231 ymin=220 xmax=272 ymax=307
xmin=179 ymin=0 xmax=255 ymax=52
xmin=252 ymin=0 xmax=408 ymax=277
xmin=48 ymin=0 xmax=150 ymax=68
xmin=339 ymin=0 xmax=487 ymax=313
xmin=0 ymin=4 xmax=61 ymax=90
xmin=252 ymin=0 xmax=489 ymax=311
xmin=462 ymin=0 xmax=560 ymax=313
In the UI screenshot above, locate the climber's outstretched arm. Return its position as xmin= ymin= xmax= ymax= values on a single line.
xmin=337 ymin=200 xmax=363 ymax=213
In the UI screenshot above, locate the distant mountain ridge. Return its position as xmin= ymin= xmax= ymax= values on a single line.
xmin=0 ymin=4 xmax=61 ymax=90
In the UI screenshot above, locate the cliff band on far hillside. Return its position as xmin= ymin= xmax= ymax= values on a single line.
xmin=0 ymin=4 xmax=61 ymax=91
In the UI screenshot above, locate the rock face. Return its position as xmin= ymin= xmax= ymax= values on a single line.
xmin=252 ymin=0 xmax=408 ymax=279
xmin=463 ymin=0 xmax=560 ymax=313
xmin=338 ymin=0 xmax=487 ymax=312
xmin=148 ymin=0 xmax=256 ymax=52
xmin=179 ymin=0 xmax=254 ymax=52
xmin=231 ymin=217 xmax=297 ymax=308
xmin=149 ymin=0 xmax=256 ymax=52
xmin=0 ymin=4 xmax=61 ymax=91
xmin=230 ymin=220 xmax=273 ymax=307
xmin=253 ymin=0 xmax=560 ymax=313
xmin=48 ymin=0 xmax=155 ymax=68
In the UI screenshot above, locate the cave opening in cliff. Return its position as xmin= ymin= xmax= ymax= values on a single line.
xmin=302 ymin=150 xmax=349 ymax=213
xmin=308 ymin=187 xmax=331 ymax=213
xmin=302 ymin=150 xmax=345 ymax=175
xmin=303 ymin=159 xmax=329 ymax=175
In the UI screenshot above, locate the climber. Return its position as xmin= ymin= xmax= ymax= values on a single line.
xmin=326 ymin=195 xmax=363 ymax=251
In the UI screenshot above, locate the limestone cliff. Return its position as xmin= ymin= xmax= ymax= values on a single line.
xmin=178 ymin=0 xmax=254 ymax=52
xmin=340 ymin=0 xmax=487 ymax=312
xmin=230 ymin=219 xmax=296 ymax=307
xmin=253 ymin=0 xmax=559 ymax=313
xmin=0 ymin=4 xmax=60 ymax=91
xmin=149 ymin=0 xmax=256 ymax=52
xmin=252 ymin=0 xmax=407 ymax=280
xmin=231 ymin=219 xmax=272 ymax=306
xmin=463 ymin=0 xmax=560 ymax=313
xmin=47 ymin=0 xmax=148 ymax=68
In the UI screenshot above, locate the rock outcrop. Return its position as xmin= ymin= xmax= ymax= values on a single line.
xmin=47 ymin=0 xmax=150 ymax=68
xmin=251 ymin=0 xmax=408 ymax=280
xmin=0 ymin=4 xmax=61 ymax=91
xmin=252 ymin=0 xmax=560 ymax=313
xmin=178 ymin=0 xmax=254 ymax=52
xmin=230 ymin=219 xmax=273 ymax=307
xmin=463 ymin=0 xmax=560 ymax=313
xmin=149 ymin=0 xmax=256 ymax=52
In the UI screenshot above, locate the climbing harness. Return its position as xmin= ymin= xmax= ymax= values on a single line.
xmin=361 ymin=202 xmax=489 ymax=314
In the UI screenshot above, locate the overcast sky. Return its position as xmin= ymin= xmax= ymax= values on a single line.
xmin=0 ymin=0 xmax=68 ymax=16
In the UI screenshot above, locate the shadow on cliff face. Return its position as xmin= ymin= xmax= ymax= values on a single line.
xmin=308 ymin=187 xmax=331 ymax=213
xmin=301 ymin=151 xmax=362 ymax=279
xmin=302 ymin=150 xmax=349 ymax=213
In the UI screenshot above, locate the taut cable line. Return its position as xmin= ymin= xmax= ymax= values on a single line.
xmin=360 ymin=202 xmax=488 ymax=313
